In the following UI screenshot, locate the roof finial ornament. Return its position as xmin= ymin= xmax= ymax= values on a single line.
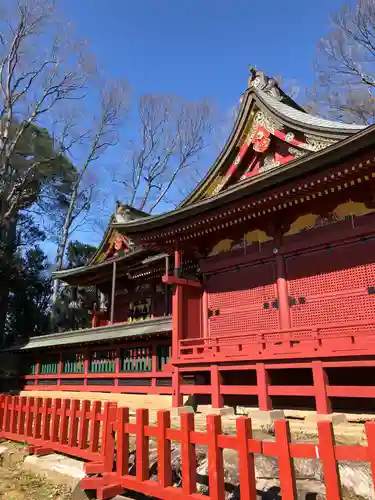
xmin=248 ymin=66 xmax=282 ymax=101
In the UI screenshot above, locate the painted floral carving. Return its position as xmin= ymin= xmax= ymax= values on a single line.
xmin=252 ymin=126 xmax=271 ymax=153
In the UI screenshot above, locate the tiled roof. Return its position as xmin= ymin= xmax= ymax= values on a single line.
xmin=7 ymin=316 xmax=172 ymax=350
xmin=257 ymin=90 xmax=366 ymax=132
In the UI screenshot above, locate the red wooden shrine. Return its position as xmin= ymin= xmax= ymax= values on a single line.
xmin=6 ymin=68 xmax=375 ymax=417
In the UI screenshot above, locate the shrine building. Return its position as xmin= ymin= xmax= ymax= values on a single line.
xmin=6 ymin=68 xmax=375 ymax=418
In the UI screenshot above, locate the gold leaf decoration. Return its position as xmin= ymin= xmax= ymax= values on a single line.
xmin=244 ymin=230 xmax=272 ymax=244
xmin=209 ymin=239 xmax=234 ymax=256
xmin=284 ymin=214 xmax=319 ymax=237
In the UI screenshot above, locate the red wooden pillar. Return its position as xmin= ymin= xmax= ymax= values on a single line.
xmin=172 ymin=285 xmax=183 ymax=359
xmin=174 ymin=249 xmax=182 ymax=277
xmin=114 ymin=346 xmax=121 ymax=388
xmin=211 ymin=365 xmax=224 ymax=408
xmin=172 ymin=367 xmax=183 ymax=407
xmin=151 ymin=342 xmax=157 ymax=388
xmin=91 ymin=311 xmax=98 ymax=328
xmin=57 ymin=352 xmax=63 ymax=387
xmin=275 ymin=252 xmax=291 ymax=329
xmin=171 ymin=249 xmax=184 ymax=359
xmin=202 ymin=290 xmax=208 ymax=338
xmin=256 ymin=363 xmax=272 ymax=411
xmin=312 ymin=361 xmax=332 ymax=414
xmin=83 ymin=347 xmax=90 ymax=387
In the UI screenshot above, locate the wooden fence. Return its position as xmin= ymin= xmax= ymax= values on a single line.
xmin=0 ymin=394 xmax=114 ymax=463
xmin=1 ymin=394 xmax=375 ymax=499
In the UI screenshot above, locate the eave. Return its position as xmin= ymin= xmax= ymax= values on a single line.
xmin=51 ymin=248 xmax=150 ymax=286
xmin=7 ymin=316 xmax=172 ymax=351
xmin=112 ymin=123 xmax=375 ymax=237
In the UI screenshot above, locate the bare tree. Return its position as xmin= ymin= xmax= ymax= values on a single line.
xmin=51 ymin=81 xmax=129 ymax=304
xmin=114 ymin=94 xmax=213 ymax=212
xmin=310 ymin=0 xmax=375 ymax=124
xmin=0 ymin=0 xmax=90 ymax=232
xmin=0 ymin=0 xmax=92 ymax=341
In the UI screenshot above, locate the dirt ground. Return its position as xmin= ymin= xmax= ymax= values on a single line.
xmin=0 ymin=462 xmax=72 ymax=500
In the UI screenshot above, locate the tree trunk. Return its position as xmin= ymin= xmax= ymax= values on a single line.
xmin=0 ymin=218 xmax=17 ymax=346
xmin=51 ymin=183 xmax=79 ymax=306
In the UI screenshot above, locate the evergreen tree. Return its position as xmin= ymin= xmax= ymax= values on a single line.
xmin=52 ymin=241 xmax=97 ymax=333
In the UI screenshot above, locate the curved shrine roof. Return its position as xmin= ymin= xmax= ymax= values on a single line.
xmin=112 ymin=68 xmax=372 ymax=238
xmin=52 ymin=204 xmax=152 ymax=285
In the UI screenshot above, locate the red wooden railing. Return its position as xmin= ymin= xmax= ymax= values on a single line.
xmin=1 ymin=394 xmax=375 ymax=499
xmin=81 ymin=405 xmax=375 ymax=500
xmin=179 ymin=318 xmax=375 ymax=362
xmin=0 ymin=394 xmax=114 ymax=463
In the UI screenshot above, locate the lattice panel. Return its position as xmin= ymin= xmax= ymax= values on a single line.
xmin=291 ymin=295 xmax=375 ymax=327
xmin=207 ymin=262 xmax=276 ymax=310
xmin=209 ymin=307 xmax=279 ymax=337
xmin=207 ymin=261 xmax=278 ymax=336
xmin=287 ymin=239 xmax=375 ymax=328
xmin=287 ymin=240 xmax=375 ymax=297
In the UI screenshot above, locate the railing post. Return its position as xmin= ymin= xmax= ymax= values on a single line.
xmin=41 ymin=398 xmax=52 ymax=442
xmin=274 ymin=420 xmax=297 ymax=499
xmin=236 ymin=417 xmax=257 ymax=500
xmin=116 ymin=407 xmax=129 ymax=476
xmin=318 ymin=421 xmax=342 ymax=499
xmin=207 ymin=414 xmax=225 ymax=500
xmin=88 ymin=401 xmax=101 ymax=456
xmin=59 ymin=399 xmax=70 ymax=445
xmin=24 ymin=397 xmax=33 ymax=439
xmin=180 ymin=412 xmax=196 ymax=496
xmin=33 ymin=397 xmax=42 ymax=440
xmin=157 ymin=410 xmax=172 ymax=488
xmin=102 ymin=403 xmax=118 ymax=474
xmin=50 ymin=399 xmax=61 ymax=443
xmin=312 ymin=361 xmax=332 ymax=414
xmin=135 ymin=409 xmax=149 ymax=482
xmin=68 ymin=399 xmax=80 ymax=448
xmin=17 ymin=396 xmax=26 ymax=438
xmin=365 ymin=421 xmax=375 ymax=486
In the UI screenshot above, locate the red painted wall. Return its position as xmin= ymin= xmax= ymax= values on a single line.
xmin=206 ymin=260 xmax=279 ymax=336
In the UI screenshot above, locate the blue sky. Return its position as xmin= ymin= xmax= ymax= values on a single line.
xmin=62 ymin=0 xmax=346 ymax=106
xmin=48 ymin=0 xmax=348 ymax=256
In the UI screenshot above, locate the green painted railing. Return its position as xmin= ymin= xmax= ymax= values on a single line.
xmin=39 ymin=356 xmax=59 ymax=374
xmin=121 ymin=347 xmax=152 ymax=372
xmin=157 ymin=345 xmax=170 ymax=371
xmin=26 ymin=361 xmax=37 ymax=375
xmin=89 ymin=349 xmax=116 ymax=373
xmin=62 ymin=352 xmax=84 ymax=373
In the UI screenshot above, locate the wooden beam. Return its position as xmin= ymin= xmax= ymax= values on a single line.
xmin=162 ymin=275 xmax=202 ymax=288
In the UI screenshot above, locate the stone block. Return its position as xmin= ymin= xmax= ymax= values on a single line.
xmin=305 ymin=412 xmax=348 ymax=425
xmin=197 ymin=405 xmax=234 ymax=416
xmin=169 ymin=406 xmax=195 ymax=417
xmin=245 ymin=409 xmax=285 ymax=423
xmin=23 ymin=453 xmax=85 ymax=489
